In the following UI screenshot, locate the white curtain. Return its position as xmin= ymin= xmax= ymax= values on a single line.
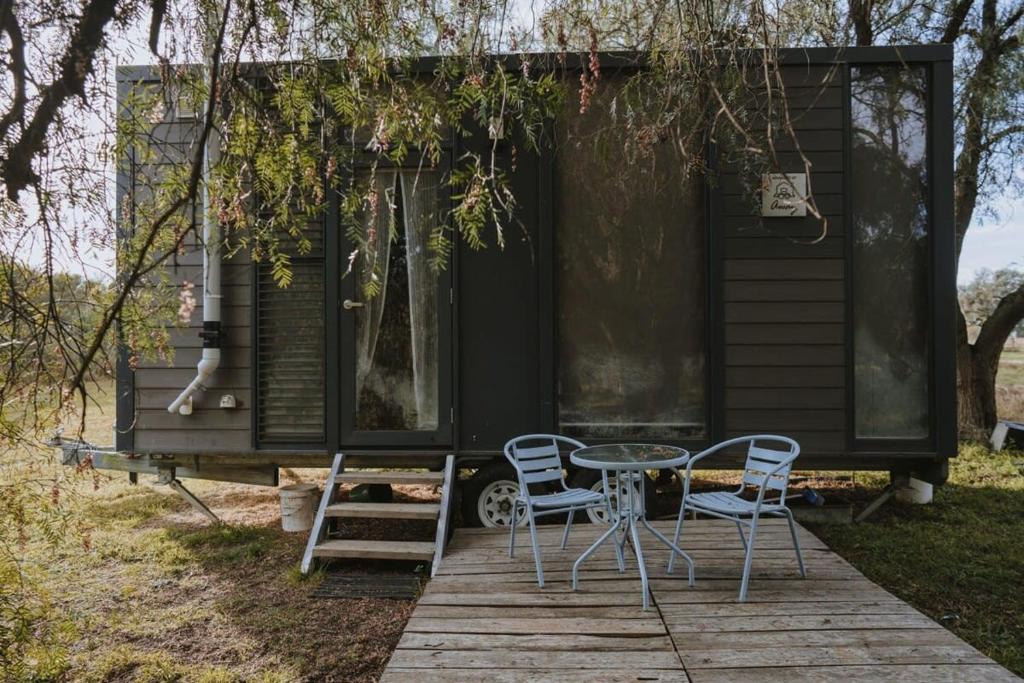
xmin=355 ymin=171 xmax=397 ymax=407
xmin=400 ymin=170 xmax=439 ymax=429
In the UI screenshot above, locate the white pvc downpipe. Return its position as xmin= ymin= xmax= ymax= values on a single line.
xmin=168 ymin=6 xmax=223 ymax=415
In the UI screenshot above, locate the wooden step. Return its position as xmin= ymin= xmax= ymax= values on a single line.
xmin=325 ymin=502 xmax=440 ymax=520
xmin=312 ymin=539 xmax=435 ymax=561
xmin=335 ymin=471 xmax=443 ymax=486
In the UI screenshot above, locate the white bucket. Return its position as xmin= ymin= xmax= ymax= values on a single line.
xmin=279 ymin=483 xmax=319 ymax=532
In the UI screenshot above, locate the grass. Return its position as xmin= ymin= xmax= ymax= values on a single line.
xmin=998 ymin=347 xmax=1024 ymax=398
xmin=2 ymin=383 xmax=417 ymax=682
xmin=808 ymin=443 xmax=1024 ymax=677
xmin=998 ymin=344 xmax=1024 ymax=423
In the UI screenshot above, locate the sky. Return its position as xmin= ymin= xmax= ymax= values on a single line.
xmin=958 ymin=195 xmax=1024 ymax=285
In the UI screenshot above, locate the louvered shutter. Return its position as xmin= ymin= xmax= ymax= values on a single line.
xmin=256 ymin=217 xmax=326 ymax=444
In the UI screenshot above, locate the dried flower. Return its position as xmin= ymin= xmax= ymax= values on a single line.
xmin=178 ymin=280 xmax=197 ymax=324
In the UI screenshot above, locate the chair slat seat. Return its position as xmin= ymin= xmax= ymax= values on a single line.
xmin=522 ymin=487 xmax=606 ymax=508
xmin=686 ymin=491 xmax=784 ymax=515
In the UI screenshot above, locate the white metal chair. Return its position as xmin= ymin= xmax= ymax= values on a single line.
xmin=667 ymin=435 xmax=806 ymax=601
xmin=504 ymin=434 xmax=622 ymax=587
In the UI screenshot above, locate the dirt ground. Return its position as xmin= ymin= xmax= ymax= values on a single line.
xmin=37 ymin=471 xmax=443 ymax=682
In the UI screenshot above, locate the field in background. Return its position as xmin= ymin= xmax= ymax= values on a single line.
xmin=999 ymin=346 xmax=1024 ymax=420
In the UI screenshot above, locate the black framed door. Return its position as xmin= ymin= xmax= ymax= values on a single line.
xmin=338 ymin=163 xmax=454 ymax=447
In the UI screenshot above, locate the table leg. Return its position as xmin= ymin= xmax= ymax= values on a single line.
xmin=571 ymin=516 xmax=625 ymax=591
xmin=615 ymin=472 xmax=630 ymax=568
xmin=641 ymin=518 xmax=695 ymax=587
xmin=603 ymin=470 xmax=627 ymax=573
xmin=625 ymin=477 xmax=651 ymax=611
xmin=575 ymin=467 xmax=690 ymax=610
xmin=634 ymin=466 xmax=696 ymax=587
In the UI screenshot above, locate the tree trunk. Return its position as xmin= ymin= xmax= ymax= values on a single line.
xmin=957 ymin=340 xmax=999 ymax=442
xmin=957 ymin=284 xmax=1024 ymax=439
xmin=848 ymin=0 xmax=874 ymax=45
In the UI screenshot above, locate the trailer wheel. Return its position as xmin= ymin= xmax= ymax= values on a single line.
xmin=570 ymin=469 xmax=658 ymax=524
xmin=462 ymin=463 xmax=526 ymax=528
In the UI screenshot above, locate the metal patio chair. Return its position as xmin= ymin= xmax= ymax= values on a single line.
xmin=666 ymin=435 xmax=806 ymax=602
xmin=504 ymin=434 xmax=622 ymax=587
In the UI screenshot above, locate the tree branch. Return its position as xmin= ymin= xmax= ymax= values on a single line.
xmin=69 ymin=0 xmax=236 ymax=393
xmin=1 ymin=0 xmax=118 ymax=200
xmin=148 ymin=0 xmax=167 ymax=56
xmin=0 ymin=0 xmax=28 ymax=138
xmin=941 ymin=0 xmax=975 ymax=43
xmin=951 ymin=0 xmax=1022 ymax=260
xmin=983 ymin=123 xmax=1024 ymax=150
xmin=998 ymin=2 xmax=1024 ymax=35
xmin=974 ymin=281 xmax=1024 ymax=361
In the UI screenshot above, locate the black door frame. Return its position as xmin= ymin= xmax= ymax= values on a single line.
xmin=329 ymin=153 xmax=455 ymax=449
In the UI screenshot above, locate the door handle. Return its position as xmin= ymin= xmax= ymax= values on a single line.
xmin=343 ymin=299 xmax=365 ymax=310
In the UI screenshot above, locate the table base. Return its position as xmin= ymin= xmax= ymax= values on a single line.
xmin=571 ymin=470 xmax=695 ymax=611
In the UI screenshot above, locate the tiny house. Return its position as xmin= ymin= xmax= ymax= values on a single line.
xmin=113 ymin=45 xmax=956 ymax=527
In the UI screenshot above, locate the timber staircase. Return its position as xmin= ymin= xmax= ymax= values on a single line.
xmin=301 ymin=454 xmax=456 ymax=576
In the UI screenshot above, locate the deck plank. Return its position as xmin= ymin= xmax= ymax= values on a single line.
xmin=680 ymin=644 xmax=990 ymax=668
xmin=398 ymin=632 xmax=677 ymax=651
xmin=381 ymin=669 xmax=690 ymax=682
xmin=387 ymin=649 xmax=683 ymax=669
xmin=380 ymin=520 xmax=1021 ymax=683
xmin=404 ymin=617 xmax=668 ymax=635
xmin=688 ymin=664 xmax=1019 ymax=683
xmin=673 ymin=627 xmax=968 ymax=650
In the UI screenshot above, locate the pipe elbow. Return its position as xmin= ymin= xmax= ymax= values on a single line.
xmin=196 ymin=350 xmax=221 ymax=379
xmin=166 ymin=349 xmax=222 ymax=414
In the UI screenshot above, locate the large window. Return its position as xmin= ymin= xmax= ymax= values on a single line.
xmin=555 ymin=79 xmax=706 ymax=440
xmin=850 ymin=65 xmax=931 ymax=440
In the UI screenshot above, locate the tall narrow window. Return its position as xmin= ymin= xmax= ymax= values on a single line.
xmin=850 ymin=65 xmax=930 ymax=439
xmin=555 ymin=79 xmax=706 ymax=440
xmin=257 ymin=217 xmax=326 ymax=444
xmin=350 ymin=169 xmax=441 ymax=432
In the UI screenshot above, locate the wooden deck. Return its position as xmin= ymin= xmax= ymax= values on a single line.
xmin=381 ymin=519 xmax=1021 ymax=682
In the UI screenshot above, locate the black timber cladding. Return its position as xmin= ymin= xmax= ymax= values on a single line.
xmin=457 ymin=130 xmax=544 ymax=452
xmin=117 ymin=45 xmax=957 ymax=467
xmin=719 ymin=64 xmax=848 ymax=455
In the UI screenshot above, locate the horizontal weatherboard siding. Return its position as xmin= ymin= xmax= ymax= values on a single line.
xmin=122 ymin=99 xmax=255 ymax=454
xmin=721 ymin=64 xmax=846 ymax=456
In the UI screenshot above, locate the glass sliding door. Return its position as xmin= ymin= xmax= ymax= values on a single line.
xmin=850 ymin=65 xmax=931 ymax=441
xmin=554 ymin=78 xmax=706 ymax=440
xmin=340 ymin=166 xmax=452 ymax=446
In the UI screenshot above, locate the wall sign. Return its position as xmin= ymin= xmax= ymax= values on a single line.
xmin=761 ymin=173 xmax=807 ymax=217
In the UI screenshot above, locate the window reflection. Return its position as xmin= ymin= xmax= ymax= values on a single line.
xmin=851 ymin=65 xmax=930 ymax=439
xmin=555 ymin=78 xmax=706 ymax=440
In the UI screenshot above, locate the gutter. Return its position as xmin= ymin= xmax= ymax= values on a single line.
xmin=168 ymin=6 xmax=223 ymax=415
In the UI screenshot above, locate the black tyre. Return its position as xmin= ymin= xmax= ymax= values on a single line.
xmin=461 ymin=461 xmax=526 ymax=528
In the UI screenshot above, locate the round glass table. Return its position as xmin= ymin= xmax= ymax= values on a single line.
xmin=569 ymin=444 xmax=696 ymax=610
